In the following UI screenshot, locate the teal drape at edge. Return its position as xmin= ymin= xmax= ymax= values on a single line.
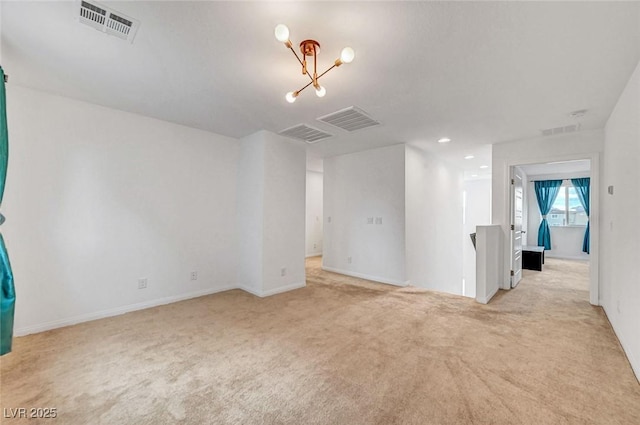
xmin=0 ymin=66 xmax=15 ymax=356
xmin=0 ymin=234 xmax=14 ymax=355
xmin=534 ymin=180 xmax=563 ymax=250
xmin=572 ymin=177 xmax=591 ymax=254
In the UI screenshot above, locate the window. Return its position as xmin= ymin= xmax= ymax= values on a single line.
xmin=548 ymin=181 xmax=588 ymax=227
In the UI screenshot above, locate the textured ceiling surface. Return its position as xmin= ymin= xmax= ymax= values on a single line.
xmin=2 ymin=1 xmax=639 ymax=172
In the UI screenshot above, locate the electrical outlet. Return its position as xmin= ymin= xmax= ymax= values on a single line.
xmin=138 ymin=278 xmax=148 ymax=289
xmin=313 ymin=243 xmax=317 ymax=249
xmin=347 ymin=256 xmax=352 ymax=264
xmin=190 ymin=271 xmax=198 ymax=281
xmin=375 ymin=217 xmax=382 ymax=225
xmin=367 ymin=217 xmax=374 ymax=224
xmin=281 ymin=267 xmax=287 ymax=277
xmin=328 ymin=216 xmax=332 ymax=223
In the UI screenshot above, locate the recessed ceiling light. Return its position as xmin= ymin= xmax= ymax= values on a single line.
xmin=471 ymin=174 xmax=478 ymax=177
xmin=437 ymin=138 xmax=451 ymax=144
xmin=479 ymin=165 xmax=489 ymax=169
xmin=464 ymin=155 xmax=474 ymax=160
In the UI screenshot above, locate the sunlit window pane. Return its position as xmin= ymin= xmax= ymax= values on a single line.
xmin=549 ymin=187 xmax=567 ymax=226
xmin=568 ymin=187 xmax=588 ymax=225
xmin=546 ymin=183 xmax=586 ymax=227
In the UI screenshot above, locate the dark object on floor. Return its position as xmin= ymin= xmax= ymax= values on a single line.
xmin=523 ymin=245 xmax=545 ymax=271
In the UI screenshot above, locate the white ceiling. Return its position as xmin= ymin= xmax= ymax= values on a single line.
xmin=2 ymin=1 xmax=639 ymax=174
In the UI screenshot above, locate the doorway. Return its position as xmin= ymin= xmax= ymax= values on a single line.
xmin=508 ymin=158 xmax=598 ymax=304
xmin=305 ymin=169 xmax=324 ymax=258
xmin=511 ymin=167 xmax=524 ymax=288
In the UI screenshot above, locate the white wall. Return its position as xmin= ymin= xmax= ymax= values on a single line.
xmin=5 ymin=86 xmax=240 ymax=335
xmin=323 ymin=144 xmax=407 ymax=285
xmin=261 ymin=132 xmax=306 ymax=294
xmin=236 ymin=134 xmax=265 ymax=295
xmin=492 ymin=130 xmax=603 ymax=302
xmin=237 ymin=131 xmax=306 ymax=297
xmin=305 ymin=170 xmax=323 ymax=257
xmin=406 ymin=146 xmax=464 ymax=294
xmin=323 ymin=144 xmax=464 ymax=293
xmin=602 ymin=61 xmax=640 ymax=377
xmin=462 ymin=178 xmax=492 ymax=298
xmin=475 ymin=225 xmax=503 ymax=304
xmin=525 ymin=172 xmax=590 ymax=261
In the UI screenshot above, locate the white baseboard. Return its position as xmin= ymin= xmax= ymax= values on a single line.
xmin=476 ymin=286 xmax=499 ymax=304
xmin=262 ymin=282 xmax=306 ymax=297
xmin=239 ymin=282 xmax=306 ymax=298
xmin=546 ymin=254 xmax=589 ymax=261
xmin=305 ymin=253 xmax=322 ymax=258
xmin=321 ymin=266 xmax=409 ymax=287
xmin=602 ymin=306 xmax=640 ymax=383
xmin=15 ymin=280 xmax=309 ymax=336
xmin=15 ymin=285 xmax=238 ymax=337
xmin=237 ymin=284 xmax=261 ymax=297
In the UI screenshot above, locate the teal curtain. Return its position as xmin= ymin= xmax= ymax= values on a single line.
xmin=0 ymin=67 xmax=15 ymax=356
xmin=534 ymin=180 xmax=563 ymax=250
xmin=571 ymin=177 xmax=591 ymax=254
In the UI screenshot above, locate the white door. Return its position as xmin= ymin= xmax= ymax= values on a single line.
xmin=511 ymin=167 xmax=524 ymax=288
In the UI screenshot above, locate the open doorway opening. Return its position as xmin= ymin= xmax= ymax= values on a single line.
xmin=509 ymin=159 xmax=595 ymax=301
xmin=306 ymin=165 xmax=324 ymax=259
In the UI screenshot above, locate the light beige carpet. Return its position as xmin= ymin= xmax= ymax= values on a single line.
xmin=1 ymin=257 xmax=639 ymax=424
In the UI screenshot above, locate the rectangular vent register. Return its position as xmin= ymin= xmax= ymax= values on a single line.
xmin=279 ymin=124 xmax=333 ymax=144
xmin=78 ymin=1 xmax=140 ymax=43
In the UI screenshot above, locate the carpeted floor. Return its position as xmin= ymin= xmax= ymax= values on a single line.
xmin=1 ymin=257 xmax=639 ymax=424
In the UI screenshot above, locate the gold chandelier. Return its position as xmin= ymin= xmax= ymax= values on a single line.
xmin=274 ymin=24 xmax=355 ymax=103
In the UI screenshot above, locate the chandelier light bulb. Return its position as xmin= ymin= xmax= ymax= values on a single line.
xmin=315 ymin=86 xmax=326 ymax=97
xmin=340 ymin=47 xmax=355 ymax=64
xmin=274 ymin=24 xmax=290 ymax=43
xmin=285 ymin=91 xmax=297 ymax=103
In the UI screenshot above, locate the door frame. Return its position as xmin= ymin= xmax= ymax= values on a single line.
xmin=510 ymin=167 xmax=524 ymax=288
xmin=504 ymin=153 xmax=599 ymax=306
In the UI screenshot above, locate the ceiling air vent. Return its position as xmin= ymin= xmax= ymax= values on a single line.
xmin=78 ymin=1 xmax=139 ymax=43
xmin=541 ymin=123 xmax=580 ymax=137
xmin=317 ymin=106 xmax=380 ymax=132
xmin=279 ymin=124 xmax=333 ymax=144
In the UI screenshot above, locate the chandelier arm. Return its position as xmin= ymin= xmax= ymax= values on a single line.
xmin=288 ymin=46 xmax=315 ymax=83
xmin=288 ymin=45 xmax=304 ymax=67
xmin=313 ymin=45 xmax=318 ymax=87
xmin=295 ymin=79 xmax=315 ymax=95
xmin=294 ymin=64 xmax=336 ymax=98
xmin=306 ymin=71 xmax=315 ymax=83
xmin=316 ymin=64 xmax=337 ymax=81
